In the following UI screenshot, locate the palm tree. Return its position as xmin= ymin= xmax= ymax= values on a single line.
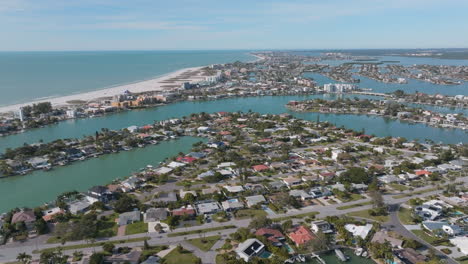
xmin=16 ymin=252 xmax=32 ymax=264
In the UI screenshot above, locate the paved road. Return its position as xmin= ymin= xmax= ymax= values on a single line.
xmin=383 ymin=203 xmax=459 ymax=264
xmin=0 ymin=176 xmax=466 ymax=262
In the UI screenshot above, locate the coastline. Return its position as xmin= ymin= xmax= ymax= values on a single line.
xmin=0 ymin=66 xmax=205 ymax=114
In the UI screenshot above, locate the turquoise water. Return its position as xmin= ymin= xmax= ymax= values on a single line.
xmin=0 ymin=50 xmax=255 ymax=106
xmin=0 ymin=136 xmax=203 ymax=213
xmin=1 ymin=94 xmax=467 ymax=154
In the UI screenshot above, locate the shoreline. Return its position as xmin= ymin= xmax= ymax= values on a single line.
xmin=0 ymin=52 xmax=261 ymax=114
xmin=0 ymin=66 xmax=205 ymax=114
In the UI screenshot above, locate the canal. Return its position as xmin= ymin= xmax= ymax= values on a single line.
xmin=1 ymin=94 xmax=467 ymax=153
xmin=0 ymin=136 xmax=203 ymax=213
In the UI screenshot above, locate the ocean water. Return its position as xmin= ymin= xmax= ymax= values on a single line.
xmin=0 ymin=50 xmax=256 ymax=106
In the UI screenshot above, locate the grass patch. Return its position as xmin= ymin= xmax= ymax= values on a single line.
xmin=347 ymin=209 xmax=389 ymax=222
xmin=337 ymin=193 xmax=365 ymax=202
xmin=234 ymin=209 xmax=267 ymax=219
xmin=272 ymin=212 xmax=318 ymax=222
xmin=411 ymin=230 xmax=438 ymax=244
xmin=337 ymin=201 xmax=372 ymax=210
xmin=187 ymin=235 xmax=221 ymax=251
xmin=168 ymin=225 xmax=236 ymax=237
xmin=398 ymin=207 xmax=417 ymax=225
xmin=125 ymin=221 xmax=148 ymax=235
xmin=393 ymin=187 xmax=438 ymax=199
xmin=34 ymin=237 xmax=149 ymax=254
xmin=163 ymin=248 xmax=200 ymax=264
xmin=389 ymin=183 xmax=409 ymax=192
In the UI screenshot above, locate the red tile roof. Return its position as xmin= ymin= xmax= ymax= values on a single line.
xmin=288 ymin=226 xmax=315 ymax=246
xmin=176 ymin=156 xmax=197 ymax=163
xmin=252 ymin=165 xmax=269 ymax=171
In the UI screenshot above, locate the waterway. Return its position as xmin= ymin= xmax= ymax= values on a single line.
xmin=0 ymin=136 xmax=203 ymax=213
xmin=1 ymin=94 xmax=467 ymax=154
xmin=307 ymin=249 xmax=376 ymax=264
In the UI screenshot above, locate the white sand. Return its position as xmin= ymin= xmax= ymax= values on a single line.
xmin=0 ymin=66 xmax=207 ymax=114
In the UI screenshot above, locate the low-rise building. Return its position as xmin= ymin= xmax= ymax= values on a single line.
xmin=235 ymin=238 xmax=266 ymax=262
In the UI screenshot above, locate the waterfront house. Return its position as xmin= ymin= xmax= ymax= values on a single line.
xmin=68 ymin=199 xmax=92 ymax=214
xmin=310 ymin=220 xmax=333 ymax=234
xmin=371 ymin=230 xmax=403 ymax=248
xmin=118 ymin=210 xmax=141 ymax=226
xmin=288 ymin=225 xmax=315 ymax=246
xmin=27 ymin=157 xmax=50 ymax=169
xmin=235 ymin=238 xmax=266 ymax=262
xmin=394 ymin=248 xmax=427 ymax=264
xmin=144 ymin=208 xmax=168 ymax=222
xmin=42 ymin=207 xmax=64 ymax=222
xmin=11 ymin=210 xmax=36 ymax=229
xmin=344 ymin=224 xmax=373 ymax=239
xmin=255 ymin=228 xmax=285 ymax=246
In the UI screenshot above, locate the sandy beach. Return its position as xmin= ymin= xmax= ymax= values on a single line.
xmin=0 ymin=66 xmax=207 ymax=114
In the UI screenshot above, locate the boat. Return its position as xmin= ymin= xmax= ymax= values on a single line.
xmin=335 ymin=249 xmax=348 ymax=262
xmin=297 ymin=254 xmax=306 ymax=262
xmin=362 ymin=251 xmax=369 ymax=258
xmin=354 ymin=247 xmax=363 ymax=256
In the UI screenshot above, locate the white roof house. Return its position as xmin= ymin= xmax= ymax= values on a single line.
xmin=224 ymin=185 xmax=244 ymax=193
xmin=196 ymin=202 xmax=222 ymax=215
xmin=235 ymin=238 xmax=265 ymax=262
xmin=167 ymin=161 xmax=186 ymax=168
xmin=345 ymin=224 xmax=373 ymax=239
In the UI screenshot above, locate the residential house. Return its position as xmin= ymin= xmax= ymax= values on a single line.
xmin=371 ymin=230 xmax=404 ymax=248
xmin=255 ymin=228 xmax=285 ymax=247
xmin=68 ymin=199 xmax=92 ymax=214
xmin=310 ymin=220 xmax=333 ymax=234
xmin=282 ymin=177 xmax=302 ymax=188
xmin=118 ymin=210 xmax=141 ymax=226
xmin=11 ymin=210 xmax=36 ymax=229
xmin=288 ymin=226 xmax=315 ymax=246
xmin=235 ymin=238 xmax=266 ymax=262
xmin=172 ymin=206 xmax=196 ymax=217
xmin=245 ymin=195 xmax=266 ymax=207
xmin=289 ymin=190 xmax=312 ymax=200
xmin=221 ymin=199 xmax=244 ymax=211
xmin=344 ymin=224 xmax=373 ymax=239
xmin=394 ymin=248 xmax=427 ymax=264
xmin=196 ymin=202 xmax=222 ymax=215
xmin=153 ymin=192 xmax=177 ymax=203
xmin=104 ymin=249 xmax=142 ymax=264
xmin=144 ymin=208 xmax=168 ymax=222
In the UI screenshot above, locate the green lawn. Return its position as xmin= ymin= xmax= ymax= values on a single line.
xmin=393 ymin=187 xmax=438 ymax=199
xmin=167 ymin=225 xmax=236 ymax=237
xmin=34 ymin=237 xmax=149 ymax=254
xmin=163 ymin=248 xmax=201 ymax=264
xmin=125 ymin=221 xmax=148 ymax=235
xmin=337 ymin=201 xmax=372 ymax=210
xmin=234 ymin=209 xmax=267 ymax=219
xmin=272 ymin=212 xmax=318 ymax=222
xmin=389 ymin=183 xmax=409 ymax=192
xmin=411 ymin=230 xmax=438 ymax=244
xmin=347 ymin=209 xmax=389 ymax=222
xmin=398 ymin=207 xmax=417 ymax=225
xmin=337 ymin=193 xmax=365 ymax=202
xmin=187 ymin=235 xmax=221 ymax=251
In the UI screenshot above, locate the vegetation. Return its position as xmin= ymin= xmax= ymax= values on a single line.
xmin=187 ymin=235 xmax=221 ymax=251
xmin=163 ymin=245 xmax=201 ymax=264
xmin=167 ymin=225 xmax=236 ymax=237
xmin=125 ymin=221 xmax=148 ymax=235
xmin=347 ymin=209 xmax=390 ymax=222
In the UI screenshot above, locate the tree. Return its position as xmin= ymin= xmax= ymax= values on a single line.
xmin=113 ymin=194 xmax=139 ymax=213
xmin=102 ymin=242 xmax=115 ymax=253
xmin=248 ymin=215 xmax=272 ymax=229
xmin=35 ymin=218 xmax=49 ymax=234
xmin=89 ymin=252 xmax=105 ymax=264
xmin=16 ymin=252 xmax=32 ymax=264
xmin=39 ymin=249 xmax=68 ymax=264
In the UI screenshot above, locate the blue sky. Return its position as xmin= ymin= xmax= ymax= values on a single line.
xmin=1 ymin=0 xmax=467 ymax=51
